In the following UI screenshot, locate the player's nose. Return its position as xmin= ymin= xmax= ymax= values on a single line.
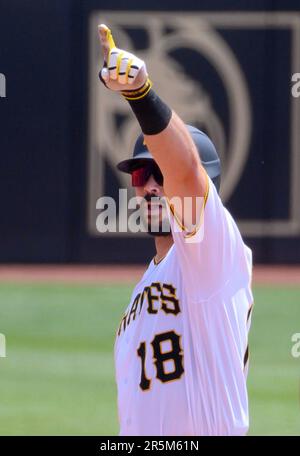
xmin=143 ymin=175 xmax=161 ymax=195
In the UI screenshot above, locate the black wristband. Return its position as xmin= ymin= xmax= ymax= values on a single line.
xmin=125 ymin=88 xmax=172 ymax=135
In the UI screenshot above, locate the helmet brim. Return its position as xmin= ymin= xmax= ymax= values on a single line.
xmin=117 ymin=153 xmax=153 ymax=174
xmin=117 ymin=155 xmax=220 ymax=179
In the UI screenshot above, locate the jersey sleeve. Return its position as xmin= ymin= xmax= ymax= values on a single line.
xmin=168 ymin=175 xmax=252 ymax=301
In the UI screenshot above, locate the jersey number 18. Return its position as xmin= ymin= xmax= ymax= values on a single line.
xmin=137 ymin=330 xmax=184 ymax=391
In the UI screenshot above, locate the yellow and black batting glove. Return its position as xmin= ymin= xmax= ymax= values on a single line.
xmin=98 ymin=24 xmax=152 ymax=98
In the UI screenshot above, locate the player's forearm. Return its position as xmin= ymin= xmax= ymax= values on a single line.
xmin=144 ymin=110 xmax=202 ymax=185
xmin=125 ymin=85 xmax=205 ymax=192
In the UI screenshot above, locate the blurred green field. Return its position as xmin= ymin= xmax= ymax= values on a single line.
xmin=0 ymin=282 xmax=299 ymax=435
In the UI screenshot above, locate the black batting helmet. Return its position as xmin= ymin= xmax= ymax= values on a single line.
xmin=117 ymin=125 xmax=221 ymax=193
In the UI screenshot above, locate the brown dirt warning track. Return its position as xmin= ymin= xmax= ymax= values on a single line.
xmin=0 ymin=265 xmax=299 ymax=285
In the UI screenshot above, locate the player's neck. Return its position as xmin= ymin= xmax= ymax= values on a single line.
xmin=154 ymin=235 xmax=173 ymax=264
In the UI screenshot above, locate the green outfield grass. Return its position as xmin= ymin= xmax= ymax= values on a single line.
xmin=0 ymin=282 xmax=299 ymax=435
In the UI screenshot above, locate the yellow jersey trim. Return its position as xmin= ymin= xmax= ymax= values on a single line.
xmin=184 ymin=171 xmax=209 ymax=239
xmin=153 ymin=253 xmax=168 ymax=266
xmin=166 ymin=171 xmax=210 ymax=238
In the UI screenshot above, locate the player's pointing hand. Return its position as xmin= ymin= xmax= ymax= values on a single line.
xmin=98 ymin=23 xmax=150 ymax=94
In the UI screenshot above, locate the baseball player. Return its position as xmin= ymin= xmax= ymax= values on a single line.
xmin=98 ymin=24 xmax=253 ymax=436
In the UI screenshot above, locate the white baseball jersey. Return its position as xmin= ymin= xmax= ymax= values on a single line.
xmin=114 ymin=176 xmax=253 ymax=436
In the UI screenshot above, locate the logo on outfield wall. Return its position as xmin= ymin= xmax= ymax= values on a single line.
xmin=87 ymin=12 xmax=300 ymax=237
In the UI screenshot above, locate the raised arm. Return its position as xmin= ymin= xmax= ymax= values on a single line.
xmin=98 ymin=24 xmax=208 ymax=225
xmin=143 ymin=113 xmax=207 ymax=204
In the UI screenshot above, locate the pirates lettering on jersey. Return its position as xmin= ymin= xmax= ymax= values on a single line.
xmin=117 ymin=282 xmax=181 ymax=337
